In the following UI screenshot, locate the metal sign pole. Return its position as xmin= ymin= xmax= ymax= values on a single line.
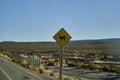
xmin=59 ymin=46 xmax=63 ymax=80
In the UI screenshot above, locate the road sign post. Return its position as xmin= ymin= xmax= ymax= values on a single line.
xmin=60 ymin=46 xmax=63 ymax=80
xmin=53 ymin=28 xmax=71 ymax=80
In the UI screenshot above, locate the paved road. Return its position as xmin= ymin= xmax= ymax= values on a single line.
xmin=0 ymin=57 xmax=48 ymax=80
xmin=0 ymin=68 xmax=10 ymax=80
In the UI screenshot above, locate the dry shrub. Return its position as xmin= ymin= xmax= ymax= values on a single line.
xmin=64 ymin=77 xmax=72 ymax=80
xmin=33 ymin=66 xmax=39 ymax=71
xmin=0 ymin=53 xmax=3 ymax=57
xmin=39 ymin=65 xmax=45 ymax=74
xmin=21 ymin=60 xmax=27 ymax=67
xmin=28 ymin=64 xmax=34 ymax=70
xmin=50 ymin=72 xmax=55 ymax=76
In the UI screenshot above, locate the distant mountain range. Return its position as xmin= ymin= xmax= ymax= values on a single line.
xmin=1 ymin=38 xmax=120 ymax=44
xmin=1 ymin=41 xmax=16 ymax=43
xmin=70 ymin=38 xmax=120 ymax=44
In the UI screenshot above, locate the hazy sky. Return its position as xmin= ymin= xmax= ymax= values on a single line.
xmin=0 ymin=0 xmax=120 ymax=42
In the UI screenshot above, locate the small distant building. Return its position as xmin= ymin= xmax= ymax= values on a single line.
xmin=20 ymin=54 xmax=28 ymax=58
xmin=65 ymin=57 xmax=84 ymax=62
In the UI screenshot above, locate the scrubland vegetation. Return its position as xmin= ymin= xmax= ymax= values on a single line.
xmin=0 ymin=39 xmax=120 ymax=79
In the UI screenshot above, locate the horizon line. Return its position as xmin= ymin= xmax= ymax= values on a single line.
xmin=0 ymin=37 xmax=120 ymax=42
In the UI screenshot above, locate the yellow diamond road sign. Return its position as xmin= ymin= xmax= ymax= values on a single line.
xmin=53 ymin=28 xmax=71 ymax=47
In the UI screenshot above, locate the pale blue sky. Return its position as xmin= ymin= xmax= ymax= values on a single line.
xmin=0 ymin=0 xmax=120 ymax=42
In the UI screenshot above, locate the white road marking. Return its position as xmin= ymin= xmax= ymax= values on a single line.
xmin=0 ymin=67 xmax=12 ymax=80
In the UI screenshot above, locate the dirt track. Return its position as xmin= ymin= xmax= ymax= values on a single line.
xmin=48 ymin=66 xmax=120 ymax=80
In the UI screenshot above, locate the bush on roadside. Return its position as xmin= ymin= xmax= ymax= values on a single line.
xmin=50 ymin=72 xmax=55 ymax=76
xmin=12 ymin=57 xmax=21 ymax=64
xmin=64 ymin=77 xmax=72 ymax=80
xmin=33 ymin=66 xmax=39 ymax=71
xmin=39 ymin=65 xmax=45 ymax=74
xmin=27 ymin=64 xmax=34 ymax=70
xmin=20 ymin=60 xmax=27 ymax=67
xmin=0 ymin=53 xmax=3 ymax=57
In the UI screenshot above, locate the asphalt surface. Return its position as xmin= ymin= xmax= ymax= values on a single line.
xmin=0 ymin=57 xmax=47 ymax=80
xmin=0 ymin=68 xmax=9 ymax=80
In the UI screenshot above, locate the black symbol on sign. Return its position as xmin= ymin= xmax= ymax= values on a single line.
xmin=58 ymin=34 xmax=66 ymax=42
